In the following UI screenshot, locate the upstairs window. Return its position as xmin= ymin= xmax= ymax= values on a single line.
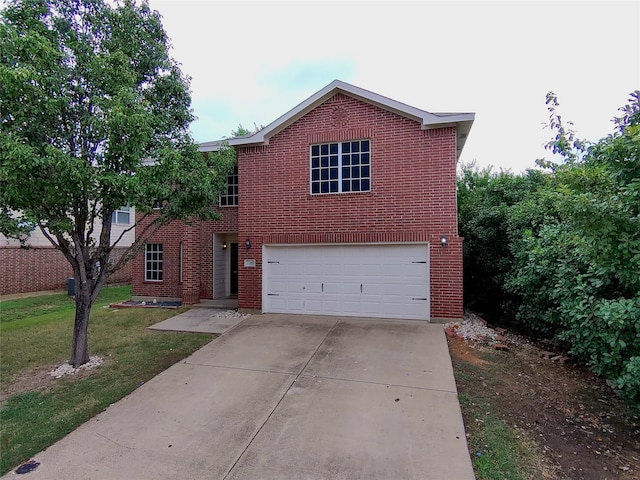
xmin=112 ymin=206 xmax=131 ymax=224
xmin=310 ymin=140 xmax=371 ymax=194
xmin=220 ymin=166 xmax=239 ymax=206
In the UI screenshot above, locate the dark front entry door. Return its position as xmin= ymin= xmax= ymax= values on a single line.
xmin=230 ymin=243 xmax=238 ymax=296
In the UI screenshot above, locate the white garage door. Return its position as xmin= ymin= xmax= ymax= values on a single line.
xmin=263 ymin=244 xmax=430 ymax=320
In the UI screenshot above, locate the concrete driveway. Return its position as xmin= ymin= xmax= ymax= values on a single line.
xmin=4 ymin=314 xmax=475 ymax=479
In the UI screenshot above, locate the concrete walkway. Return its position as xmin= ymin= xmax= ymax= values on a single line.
xmin=148 ymin=307 xmax=247 ymax=334
xmin=3 ymin=314 xmax=475 ymax=479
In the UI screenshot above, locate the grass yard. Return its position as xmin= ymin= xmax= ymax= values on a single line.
xmin=0 ymin=286 xmax=213 ymax=475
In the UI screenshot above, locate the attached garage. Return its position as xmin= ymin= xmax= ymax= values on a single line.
xmin=262 ymin=244 xmax=430 ymax=320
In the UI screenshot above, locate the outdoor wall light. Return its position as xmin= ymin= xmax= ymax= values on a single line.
xmin=440 ymin=235 xmax=448 ymax=248
xmin=222 ymin=242 xmax=228 ymax=250
xmin=245 ymin=238 xmax=252 ymax=249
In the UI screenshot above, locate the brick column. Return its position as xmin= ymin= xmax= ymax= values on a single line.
xmin=181 ymin=223 xmax=201 ymax=304
xmin=429 ymin=233 xmax=463 ymax=321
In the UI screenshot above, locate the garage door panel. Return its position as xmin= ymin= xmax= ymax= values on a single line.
xmin=303 ymin=299 xmax=323 ymax=313
xmin=269 ymin=281 xmax=288 ymax=294
xmin=305 ymin=264 xmax=323 ymax=276
xmin=264 ymin=244 xmax=429 ymax=321
xmin=358 ymin=265 xmax=383 ymax=276
xmin=305 ymin=282 xmax=323 ymax=294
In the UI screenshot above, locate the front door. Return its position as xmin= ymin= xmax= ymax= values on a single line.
xmin=230 ymin=243 xmax=238 ymax=296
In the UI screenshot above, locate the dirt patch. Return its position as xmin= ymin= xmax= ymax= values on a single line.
xmin=447 ymin=335 xmax=490 ymax=367
xmin=450 ymin=334 xmax=640 ymax=479
xmin=0 ymin=359 xmax=105 ymax=405
xmin=0 ymin=365 xmax=57 ymax=404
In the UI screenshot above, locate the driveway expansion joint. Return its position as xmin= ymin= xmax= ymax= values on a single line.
xmin=222 ymin=318 xmax=340 ymax=480
xmin=182 ymin=361 xmax=299 ymax=377
xmin=297 ymin=373 xmax=458 ymax=394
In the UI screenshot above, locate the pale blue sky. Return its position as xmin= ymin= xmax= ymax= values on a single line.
xmin=146 ymin=0 xmax=639 ymax=173
xmin=2 ymin=0 xmax=636 ymax=172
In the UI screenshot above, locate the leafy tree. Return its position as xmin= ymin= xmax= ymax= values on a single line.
xmin=229 ymin=123 xmax=264 ymax=137
xmin=0 ymin=0 xmax=235 ymax=366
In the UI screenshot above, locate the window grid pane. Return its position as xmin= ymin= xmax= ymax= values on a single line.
xmin=310 ymin=140 xmax=370 ymax=194
xmin=219 ymin=166 xmax=239 ymax=207
xmin=145 ymin=243 xmax=163 ymax=281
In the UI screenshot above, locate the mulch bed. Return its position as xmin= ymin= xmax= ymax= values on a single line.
xmin=109 ymin=300 xmax=182 ymax=309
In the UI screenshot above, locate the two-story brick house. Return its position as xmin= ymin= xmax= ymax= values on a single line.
xmin=131 ymin=80 xmax=474 ymax=321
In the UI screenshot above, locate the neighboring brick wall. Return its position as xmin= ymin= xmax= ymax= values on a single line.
xmin=131 ymin=208 xmax=238 ymax=302
xmin=0 ymin=247 xmax=132 ymax=295
xmin=237 ymin=93 xmax=462 ymax=319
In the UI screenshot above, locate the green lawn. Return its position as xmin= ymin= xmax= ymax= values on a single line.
xmin=0 ymin=286 xmax=213 ymax=475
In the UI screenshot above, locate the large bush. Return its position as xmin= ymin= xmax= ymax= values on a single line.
xmin=507 ymin=92 xmax=640 ymax=402
xmin=460 ymin=92 xmax=640 ymax=402
xmin=457 ymin=165 xmax=547 ymax=320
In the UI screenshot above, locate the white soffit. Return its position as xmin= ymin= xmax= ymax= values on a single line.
xmin=199 ymin=80 xmax=475 ymax=157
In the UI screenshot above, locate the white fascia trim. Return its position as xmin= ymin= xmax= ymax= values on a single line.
xmin=198 ymin=80 xmax=475 ymax=155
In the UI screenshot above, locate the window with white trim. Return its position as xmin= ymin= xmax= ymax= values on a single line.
xmin=112 ymin=206 xmax=131 ymax=224
xmin=145 ymin=243 xmax=163 ymax=281
xmin=219 ymin=166 xmax=238 ymax=206
xmin=310 ymin=140 xmax=371 ymax=194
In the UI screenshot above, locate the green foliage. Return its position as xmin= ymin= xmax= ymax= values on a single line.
xmin=0 ymin=0 xmax=235 ymax=365
xmin=457 ymin=164 xmax=548 ymax=319
xmin=230 ymin=123 xmax=264 ymax=137
xmin=508 ymin=92 xmax=640 ymax=402
xmin=460 ymin=91 xmax=640 ymax=402
xmin=0 ymin=0 xmax=235 ymax=241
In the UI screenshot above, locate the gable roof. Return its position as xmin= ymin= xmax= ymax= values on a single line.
xmin=200 ymin=80 xmax=475 ymax=158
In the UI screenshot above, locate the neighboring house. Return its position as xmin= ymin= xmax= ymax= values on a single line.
xmin=0 ymin=207 xmax=135 ymax=295
xmin=131 ymin=80 xmax=474 ymax=321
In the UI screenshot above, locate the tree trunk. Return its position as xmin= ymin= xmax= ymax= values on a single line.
xmin=70 ymin=278 xmax=92 ymax=367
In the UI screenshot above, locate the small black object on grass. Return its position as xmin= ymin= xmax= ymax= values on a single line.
xmin=16 ymin=460 xmax=40 ymax=474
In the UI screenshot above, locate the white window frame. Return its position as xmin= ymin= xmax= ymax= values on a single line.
xmin=219 ymin=165 xmax=239 ymax=207
xmin=310 ymin=140 xmax=371 ymax=194
xmin=145 ymin=243 xmax=163 ymax=282
xmin=112 ymin=206 xmax=131 ymax=224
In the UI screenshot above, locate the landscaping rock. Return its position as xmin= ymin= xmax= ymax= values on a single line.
xmin=49 ymin=356 xmax=103 ymax=379
xmin=551 ymin=355 xmax=569 ymax=364
xmin=444 ymin=312 xmax=499 ymax=343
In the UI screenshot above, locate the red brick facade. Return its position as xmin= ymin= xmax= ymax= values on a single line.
xmin=131 ymin=86 xmax=467 ymax=320
xmin=0 ymin=247 xmax=131 ymax=295
xmin=131 ymin=208 xmax=238 ymax=300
